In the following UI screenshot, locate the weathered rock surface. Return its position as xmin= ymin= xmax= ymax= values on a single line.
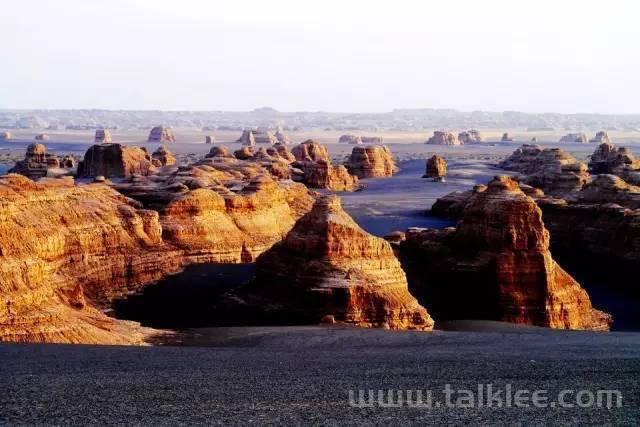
xmin=233 ymin=147 xmax=255 ymax=160
xmin=77 ymin=144 xmax=155 ymax=178
xmin=499 ymin=145 xmax=590 ymax=196
xmin=458 ymin=129 xmax=484 ymax=144
xmin=254 ymin=130 xmax=278 ymax=145
xmin=237 ymin=196 xmax=434 ymax=330
xmin=338 ymin=134 xmax=362 ymax=144
xmin=151 ymin=146 xmax=176 ymax=167
xmin=423 ymin=155 xmax=447 ymax=179
xmin=590 ymin=131 xmax=611 ymax=144
xmin=501 ymin=132 xmax=513 ymax=142
xmin=274 ymin=127 xmax=291 ymax=145
xmin=401 ymin=176 xmax=611 ymax=330
xmin=345 ymin=145 xmax=397 ymax=178
xmin=9 ymin=143 xmax=72 ymax=180
xmin=291 ymin=140 xmax=330 ymax=163
xmin=95 ymin=129 xmax=112 ymax=143
xmin=237 ymin=130 xmax=256 ymax=146
xmin=560 ymin=133 xmax=588 ymax=144
xmin=589 ymin=142 xmax=640 ymax=184
xmin=297 ymin=160 xmax=359 ymax=192
xmin=206 ymin=146 xmax=232 ymax=158
xmin=574 ymin=174 xmax=640 ymax=209
xmin=35 ymin=134 xmax=50 ymax=141
xmin=147 ymin=126 xmax=176 ymax=143
xmin=425 ymin=131 xmax=460 ymax=145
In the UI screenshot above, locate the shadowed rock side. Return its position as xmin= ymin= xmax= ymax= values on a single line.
xmin=77 ymin=144 xmax=155 ymax=178
xmin=345 ymin=145 xmax=397 ymax=178
xmin=589 ymin=130 xmax=611 ymax=144
xmin=0 ymin=174 xmax=181 ymax=345
xmin=499 ymin=144 xmax=590 ymax=196
xmin=401 ymin=176 xmax=611 ymax=330
xmin=425 ymin=131 xmax=460 ymax=145
xmin=589 ymin=142 xmax=640 ymax=185
xmin=147 ymin=126 xmax=175 ymax=143
xmin=94 ymin=129 xmax=112 ymax=143
xmin=423 ymin=155 xmax=447 ymax=179
xmin=9 ymin=143 xmax=74 ymax=180
xmin=151 ymin=146 xmax=176 ymax=167
xmin=233 ymin=196 xmax=433 ymax=330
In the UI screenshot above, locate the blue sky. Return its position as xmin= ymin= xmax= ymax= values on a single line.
xmin=1 ymin=0 xmax=639 ymax=113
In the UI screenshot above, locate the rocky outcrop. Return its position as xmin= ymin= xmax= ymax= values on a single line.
xmin=401 ymin=176 xmax=611 ymax=330
xmin=0 ymin=132 xmax=12 ymax=141
xmin=274 ymin=127 xmax=291 ymax=145
xmin=590 ymin=131 xmax=611 ymax=144
xmin=147 ymin=126 xmax=176 ymax=143
xmin=560 ymin=133 xmax=588 ymax=144
xmin=297 ymin=160 xmax=359 ymax=192
xmin=291 ymin=140 xmax=330 ymax=163
xmin=574 ymin=174 xmax=640 ymax=209
xmin=237 ymin=130 xmax=256 ymax=146
xmin=425 ymin=131 xmax=460 ymax=145
xmin=237 ymin=196 xmax=434 ymax=330
xmin=35 ymin=134 xmax=50 ymax=141
xmin=205 ymin=135 xmax=215 ymax=144
xmin=423 ymin=155 xmax=447 ymax=180
xmin=345 ymin=145 xmax=397 ymax=178
xmin=499 ymin=145 xmax=590 ymax=196
xmin=9 ymin=143 xmax=72 ymax=180
xmin=588 ymin=142 xmax=640 ymax=184
xmin=151 ymin=146 xmax=176 ymax=167
xmin=77 ymin=144 xmax=155 ymax=178
xmin=254 ymin=130 xmax=278 ymax=145
xmin=233 ymin=147 xmax=255 ymax=160
xmin=205 ymin=146 xmax=231 ymax=158
xmin=268 ymin=143 xmax=296 ymax=162
xmin=458 ymin=129 xmax=484 ymax=144
xmin=95 ymin=129 xmax=112 ymax=143
xmin=501 ymin=132 xmax=513 ymax=142
xmin=338 ymin=134 xmax=362 ymax=144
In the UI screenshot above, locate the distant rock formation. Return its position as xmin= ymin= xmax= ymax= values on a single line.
xmin=423 ymin=155 xmax=447 ymax=180
xmin=590 ymin=131 xmax=611 ymax=144
xmin=338 ymin=134 xmax=362 ymax=144
xmin=77 ymin=144 xmax=155 ymax=178
xmin=238 ymin=196 xmax=434 ymax=330
xmin=291 ymin=140 xmax=330 ymax=163
xmin=151 ymin=146 xmax=176 ymax=167
xmin=95 ymin=129 xmax=112 ymax=144
xmin=588 ymin=142 xmax=640 ymax=184
xmin=269 ymin=143 xmax=296 ymax=162
xmin=254 ymin=130 xmax=278 ymax=145
xmin=400 ymin=176 xmax=611 ymax=330
xmin=574 ymin=174 xmax=640 ymax=209
xmin=237 ymin=130 xmax=256 ymax=146
xmin=35 ymin=134 xmax=50 ymax=141
xmin=0 ymin=131 xmax=12 ymax=141
xmin=205 ymin=146 xmax=231 ymax=158
xmin=274 ymin=127 xmax=291 ymax=145
xmin=501 ymin=132 xmax=513 ymax=142
xmin=425 ymin=131 xmax=460 ymax=145
xmin=560 ymin=133 xmax=588 ymax=144
xmin=147 ymin=126 xmax=176 ymax=143
xmin=345 ymin=145 xmax=397 ymax=178
xmin=8 ymin=143 xmax=71 ymax=180
xmin=458 ymin=129 xmax=484 ymax=144
xmin=499 ymin=144 xmax=590 ymax=196
xmin=205 ymin=135 xmax=215 ymax=144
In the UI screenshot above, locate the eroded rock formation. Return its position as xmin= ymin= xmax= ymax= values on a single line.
xmin=345 ymin=145 xmax=397 ymax=178
xmin=206 ymin=146 xmax=231 ymax=158
xmin=589 ymin=142 xmax=640 ymax=184
xmin=560 ymin=133 xmax=588 ymax=144
xmin=9 ymin=143 xmax=71 ymax=180
xmin=148 ymin=126 xmax=176 ymax=143
xmin=425 ymin=131 xmax=460 ymax=145
xmin=0 ymin=131 xmax=11 ymax=141
xmin=237 ymin=130 xmax=256 ymax=146
xmin=95 ymin=129 xmax=112 ymax=143
xmin=338 ymin=134 xmax=362 ymax=144
xmin=151 ymin=146 xmax=176 ymax=167
xmin=205 ymin=135 xmax=215 ymax=144
xmin=501 ymin=132 xmax=513 ymax=142
xmin=401 ymin=176 xmax=611 ymax=330
xmin=77 ymin=144 xmax=155 ymax=178
xmin=297 ymin=160 xmax=359 ymax=192
xmin=236 ymin=196 xmax=434 ymax=330
xmin=423 ymin=155 xmax=447 ymax=180
xmin=590 ymin=131 xmax=611 ymax=144
xmin=458 ymin=129 xmax=484 ymax=144
xmin=291 ymin=140 xmax=330 ymax=163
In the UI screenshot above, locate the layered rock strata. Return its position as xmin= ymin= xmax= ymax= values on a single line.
xmin=425 ymin=131 xmax=460 ymax=145
xmin=345 ymin=145 xmax=397 ymax=178
xmin=77 ymin=144 xmax=155 ymax=178
xmin=148 ymin=126 xmax=176 ymax=143
xmin=458 ymin=129 xmax=484 ymax=144
xmin=151 ymin=146 xmax=176 ymax=167
xmin=423 ymin=155 xmax=447 ymax=180
xmin=95 ymin=129 xmax=112 ymax=143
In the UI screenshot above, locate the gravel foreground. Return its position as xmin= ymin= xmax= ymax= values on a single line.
xmin=1 ymin=326 xmax=639 ymax=425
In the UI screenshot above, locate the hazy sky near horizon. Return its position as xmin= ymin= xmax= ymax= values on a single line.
xmin=1 ymin=0 xmax=639 ymax=114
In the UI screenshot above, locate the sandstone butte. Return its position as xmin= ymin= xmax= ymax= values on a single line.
xmin=425 ymin=131 xmax=460 ymax=146
xmin=235 ymin=195 xmax=434 ymax=330
xmin=400 ymin=176 xmax=611 ymax=330
xmin=345 ymin=145 xmax=397 ymax=178
xmin=290 ymin=140 xmax=359 ymax=191
xmin=77 ymin=143 xmax=156 ymax=178
xmin=589 ymin=142 xmax=640 ymax=185
xmin=9 ymin=143 xmax=75 ymax=180
xmin=423 ymin=154 xmax=447 ymax=179
xmin=0 ymin=162 xmax=314 ymax=344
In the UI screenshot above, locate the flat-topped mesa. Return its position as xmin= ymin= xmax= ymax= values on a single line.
xmin=400 ymin=176 xmax=611 ymax=330
xmin=425 ymin=131 xmax=460 ymax=145
xmin=501 ymin=132 xmax=513 ymax=142
xmin=239 ymin=195 xmax=434 ymax=330
xmin=560 ymin=133 xmax=588 ymax=144
xmin=151 ymin=145 xmax=176 ymax=167
xmin=345 ymin=145 xmax=397 ymax=178
xmin=237 ymin=129 xmax=256 ymax=146
xmin=254 ymin=130 xmax=278 ymax=145
xmin=499 ymin=144 xmax=590 ymax=196
xmin=423 ymin=155 xmax=447 ymax=180
xmin=291 ymin=139 xmax=330 ymax=163
xmin=458 ymin=129 xmax=484 ymax=144
xmin=8 ymin=143 xmax=71 ymax=180
xmin=590 ymin=130 xmax=612 ymax=144
xmin=147 ymin=126 xmax=176 ymax=143
xmin=338 ymin=134 xmax=362 ymax=144
xmin=94 ymin=129 xmax=112 ymax=143
xmin=77 ymin=144 xmax=155 ymax=178
xmin=0 ymin=174 xmax=180 ymax=344
xmin=588 ymin=142 xmax=640 ymax=184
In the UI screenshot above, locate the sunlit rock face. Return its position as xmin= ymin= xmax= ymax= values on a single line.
xmin=238 ymin=196 xmax=434 ymax=330
xmin=147 ymin=126 xmax=176 ymax=143
xmin=77 ymin=144 xmax=155 ymax=178
xmin=291 ymin=140 xmax=330 ymax=163
xmin=425 ymin=131 xmax=460 ymax=145
xmin=573 ymin=174 xmax=640 ymax=210
xmin=499 ymin=144 xmax=591 ymax=196
xmin=423 ymin=155 xmax=447 ymax=179
xmin=289 ymin=141 xmax=358 ymax=191
xmin=458 ymin=129 xmax=484 ymax=144
xmin=237 ymin=130 xmax=256 ymax=146
xmin=151 ymin=146 xmax=176 ymax=167
xmin=589 ymin=130 xmax=612 ymax=144
xmin=400 ymin=176 xmax=611 ymax=331
xmin=9 ymin=143 xmax=72 ymax=180
xmin=345 ymin=145 xmax=397 ymax=178
xmin=589 ymin=142 xmax=640 ymax=184
xmin=94 ymin=129 xmax=112 ymax=143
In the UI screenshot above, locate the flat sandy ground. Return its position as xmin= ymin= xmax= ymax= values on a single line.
xmin=1 ymin=326 xmax=639 ymax=424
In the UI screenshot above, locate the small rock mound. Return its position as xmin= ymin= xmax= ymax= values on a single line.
xmin=458 ymin=129 xmax=484 ymax=144
xmin=291 ymin=140 xmax=330 ymax=163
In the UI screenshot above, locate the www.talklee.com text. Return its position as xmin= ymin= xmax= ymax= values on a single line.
xmin=348 ymin=385 xmax=622 ymax=409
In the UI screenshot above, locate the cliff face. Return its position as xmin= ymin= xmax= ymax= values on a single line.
xmin=423 ymin=155 xmax=447 ymax=179
xmin=77 ymin=144 xmax=155 ymax=178
xmin=345 ymin=146 xmax=397 ymax=178
xmin=239 ymin=196 xmax=433 ymax=330
xmin=401 ymin=176 xmax=611 ymax=330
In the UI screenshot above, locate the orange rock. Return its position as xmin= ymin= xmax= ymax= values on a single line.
xmin=423 ymin=155 xmax=447 ymax=179
xmin=77 ymin=144 xmax=156 ymax=178
xmin=345 ymin=145 xmax=397 ymax=178
xmin=291 ymin=140 xmax=330 ymax=163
